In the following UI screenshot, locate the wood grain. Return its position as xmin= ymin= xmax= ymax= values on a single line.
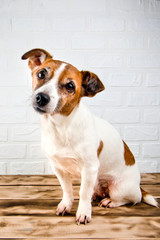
xmin=0 ymin=216 xmax=160 ymax=238
xmin=0 ymin=173 xmax=159 ymax=186
xmin=0 ymin=199 xmax=159 ymax=217
xmin=0 ymin=174 xmax=159 ymax=239
xmin=0 ymin=184 xmax=159 ymax=200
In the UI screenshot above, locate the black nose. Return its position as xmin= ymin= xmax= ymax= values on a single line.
xmin=36 ymin=93 xmax=50 ymax=107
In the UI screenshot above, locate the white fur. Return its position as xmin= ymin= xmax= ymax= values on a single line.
xmin=40 ymin=101 xmax=142 ymax=223
xmin=142 ymin=194 xmax=158 ymax=208
xmin=30 ymin=62 xmax=156 ymax=224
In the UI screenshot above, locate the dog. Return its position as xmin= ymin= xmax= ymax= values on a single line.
xmin=22 ymin=48 xmax=158 ymax=224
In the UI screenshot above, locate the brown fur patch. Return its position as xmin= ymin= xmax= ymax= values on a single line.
xmin=32 ymin=59 xmax=62 ymax=91
xmin=97 ymin=140 xmax=103 ymax=158
xmin=56 ymin=64 xmax=83 ymax=116
xmin=22 ymin=48 xmax=52 ymax=72
xmin=123 ymin=141 xmax=135 ymax=166
xmin=141 ymin=187 xmax=149 ymax=200
xmin=81 ymin=71 xmax=105 ymax=97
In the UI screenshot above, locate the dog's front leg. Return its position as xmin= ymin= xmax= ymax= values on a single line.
xmin=54 ymin=167 xmax=74 ymax=216
xmin=76 ymin=163 xmax=99 ymax=224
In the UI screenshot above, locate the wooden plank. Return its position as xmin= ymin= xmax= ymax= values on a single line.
xmin=0 ymin=185 xmax=64 ymax=200
xmin=0 ymin=199 xmax=159 ymax=217
xmin=0 ymin=175 xmax=60 ymax=186
xmin=0 ymin=184 xmax=159 ymax=200
xmin=0 ymin=216 xmax=159 ymax=238
xmin=0 ymin=173 xmax=159 ymax=186
xmin=141 ymin=173 xmax=160 ymax=185
xmin=140 ymin=184 xmax=160 ymax=198
xmin=0 ymin=175 xmax=79 ymax=186
xmin=7 ymin=239 xmax=160 ymax=240
xmin=8 ymin=239 xmax=160 ymax=240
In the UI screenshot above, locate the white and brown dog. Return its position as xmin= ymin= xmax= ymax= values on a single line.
xmin=22 ymin=48 xmax=158 ymax=224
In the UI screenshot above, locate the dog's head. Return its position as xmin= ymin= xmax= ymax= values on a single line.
xmin=22 ymin=48 xmax=105 ymax=116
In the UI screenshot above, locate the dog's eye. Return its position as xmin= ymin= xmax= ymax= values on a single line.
xmin=65 ymin=82 xmax=75 ymax=93
xmin=37 ymin=69 xmax=47 ymax=80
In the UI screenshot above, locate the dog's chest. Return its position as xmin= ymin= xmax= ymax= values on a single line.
xmin=41 ymin=116 xmax=83 ymax=176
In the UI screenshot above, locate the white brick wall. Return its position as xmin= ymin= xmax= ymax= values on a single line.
xmin=0 ymin=0 xmax=160 ymax=174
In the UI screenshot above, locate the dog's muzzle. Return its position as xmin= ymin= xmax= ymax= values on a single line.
xmin=36 ymin=92 xmax=50 ymax=107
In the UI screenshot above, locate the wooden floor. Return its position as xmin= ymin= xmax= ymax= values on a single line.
xmin=0 ymin=174 xmax=159 ymax=239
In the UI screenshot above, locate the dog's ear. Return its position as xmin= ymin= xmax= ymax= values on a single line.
xmin=81 ymin=71 xmax=105 ymax=97
xmin=21 ymin=48 xmax=52 ymax=71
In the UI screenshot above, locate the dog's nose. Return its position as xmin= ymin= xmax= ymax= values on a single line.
xmin=36 ymin=93 xmax=50 ymax=107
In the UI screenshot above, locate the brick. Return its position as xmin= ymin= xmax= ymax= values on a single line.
xmin=128 ymin=55 xmax=160 ymax=68
xmin=29 ymin=144 xmax=45 ymax=159
xmin=72 ymin=33 xmax=105 ymax=49
xmin=54 ymin=51 xmax=85 ymax=69
xmin=124 ymin=126 xmax=158 ymax=141
xmin=129 ymin=19 xmax=160 ymax=32
xmin=71 ymin=0 xmax=105 ymax=13
xmin=31 ymin=0 xmax=69 ymax=13
xmin=111 ymin=0 xmax=144 ymax=12
xmin=148 ymin=0 xmax=160 ymax=13
xmin=9 ymin=162 xmax=44 ymax=174
xmin=0 ymin=17 xmax=11 ymax=32
xmin=143 ymin=143 xmax=160 ymax=158
xmin=102 ymin=92 xmax=123 ymax=106
xmin=0 ymin=68 xmax=28 ymax=87
xmin=0 ymin=127 xmax=8 ymax=141
xmin=4 ymin=32 xmax=29 ymax=50
xmin=108 ymin=72 xmax=142 ymax=87
xmin=0 ymin=144 xmax=26 ymax=159
xmin=30 ymin=32 xmax=66 ymax=49
xmin=0 ymin=108 xmax=27 ymax=123
xmin=157 ymin=162 xmax=160 ymax=172
xmin=148 ymin=36 xmax=160 ymax=49
xmin=83 ymin=91 xmax=122 ymax=106
xmin=146 ymin=73 xmax=160 ymax=87
xmin=103 ymin=109 xmax=140 ymax=123
xmin=86 ymin=54 xmax=123 ymax=68
xmin=91 ymin=17 xmax=125 ymax=31
xmin=0 ymin=162 xmax=7 ymax=174
xmin=137 ymin=161 xmax=157 ymax=173
xmin=0 ymin=0 xmax=29 ymax=13
xmin=9 ymin=51 xmax=31 ymax=71
xmin=11 ymin=125 xmax=41 ymax=142
xmin=2 ymin=87 xmax=29 ymax=106
xmin=12 ymin=17 xmax=46 ymax=32
xmin=0 ymin=88 xmax=8 ymax=105
xmin=44 ymin=160 xmax=54 ymax=174
xmin=27 ymin=108 xmax=40 ymax=124
xmin=127 ymin=92 xmax=160 ymax=106
xmin=128 ymin=144 xmax=140 ymax=158
xmin=51 ymin=17 xmax=85 ymax=32
xmin=0 ymin=54 xmax=7 ymax=70
xmin=144 ymin=109 xmax=160 ymax=123
xmin=110 ymin=36 xmax=144 ymax=49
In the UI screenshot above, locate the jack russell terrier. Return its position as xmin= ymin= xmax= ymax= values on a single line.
xmin=22 ymin=48 xmax=158 ymax=224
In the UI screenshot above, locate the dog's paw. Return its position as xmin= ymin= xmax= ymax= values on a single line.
xmin=99 ymin=197 xmax=111 ymax=208
xmin=76 ymin=212 xmax=91 ymax=225
xmin=99 ymin=198 xmax=126 ymax=208
xmin=56 ymin=200 xmax=72 ymax=216
xmin=76 ymin=202 xmax=92 ymax=225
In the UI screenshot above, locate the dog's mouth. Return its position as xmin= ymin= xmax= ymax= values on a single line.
xmin=33 ymin=106 xmax=46 ymax=114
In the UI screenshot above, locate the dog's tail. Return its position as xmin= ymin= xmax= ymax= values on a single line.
xmin=141 ymin=187 xmax=158 ymax=207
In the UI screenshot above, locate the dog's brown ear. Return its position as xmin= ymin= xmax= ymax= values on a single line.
xmin=81 ymin=71 xmax=105 ymax=97
xmin=21 ymin=48 xmax=52 ymax=71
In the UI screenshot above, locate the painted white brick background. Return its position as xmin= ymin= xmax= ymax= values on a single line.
xmin=0 ymin=0 xmax=160 ymax=174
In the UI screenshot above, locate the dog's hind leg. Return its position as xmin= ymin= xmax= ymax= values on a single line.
xmin=99 ymin=178 xmax=142 ymax=208
xmin=99 ymin=197 xmax=129 ymax=208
